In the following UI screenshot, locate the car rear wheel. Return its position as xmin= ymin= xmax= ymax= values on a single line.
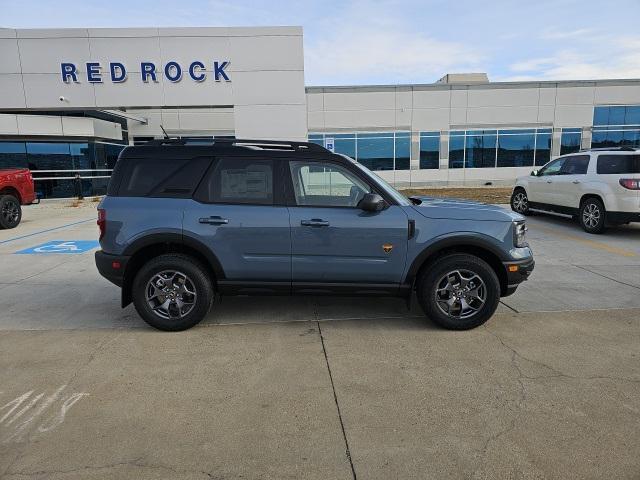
xmin=132 ymin=254 xmax=214 ymax=331
xmin=579 ymin=198 xmax=606 ymax=234
xmin=510 ymin=189 xmax=530 ymax=215
xmin=416 ymin=253 xmax=501 ymax=330
xmin=0 ymin=195 xmax=22 ymax=229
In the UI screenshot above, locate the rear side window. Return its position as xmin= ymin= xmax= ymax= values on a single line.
xmin=116 ymin=156 xmax=211 ymax=197
xmin=560 ymin=155 xmax=590 ymax=175
xmin=195 ymin=158 xmax=273 ymax=205
xmin=597 ymin=154 xmax=640 ymax=174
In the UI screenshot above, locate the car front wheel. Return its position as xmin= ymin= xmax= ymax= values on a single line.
xmin=579 ymin=198 xmax=606 ymax=234
xmin=0 ymin=195 xmax=22 ymax=229
xmin=132 ymin=254 xmax=214 ymax=331
xmin=416 ymin=253 xmax=501 ymax=330
xmin=510 ymin=188 xmax=530 ymax=215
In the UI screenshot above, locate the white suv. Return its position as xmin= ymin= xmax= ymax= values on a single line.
xmin=511 ymin=147 xmax=640 ymax=234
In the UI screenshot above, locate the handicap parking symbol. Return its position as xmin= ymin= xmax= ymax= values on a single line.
xmin=16 ymin=240 xmax=99 ymax=255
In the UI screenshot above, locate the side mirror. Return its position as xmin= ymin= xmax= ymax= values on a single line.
xmin=531 ymin=170 xmax=538 ymax=177
xmin=359 ymin=193 xmax=386 ymax=212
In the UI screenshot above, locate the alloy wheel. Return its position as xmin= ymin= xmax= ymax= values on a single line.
xmin=512 ymin=192 xmax=528 ymax=213
xmin=582 ymin=203 xmax=601 ymax=229
xmin=146 ymin=270 xmax=198 ymax=320
xmin=434 ymin=269 xmax=487 ymax=319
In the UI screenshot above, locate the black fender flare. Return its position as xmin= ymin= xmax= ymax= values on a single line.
xmin=120 ymin=232 xmax=226 ymax=307
xmin=406 ymin=232 xmax=510 ymax=284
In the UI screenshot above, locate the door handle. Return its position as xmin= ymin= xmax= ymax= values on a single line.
xmin=301 ymin=219 xmax=330 ymax=227
xmin=572 ymin=180 xmax=580 ymax=184
xmin=546 ymin=180 xmax=553 ymax=183
xmin=199 ymin=216 xmax=229 ymax=225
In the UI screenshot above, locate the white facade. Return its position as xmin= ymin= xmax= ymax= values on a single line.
xmin=1 ymin=26 xmax=640 ymax=190
xmin=0 ymin=27 xmax=307 ymax=140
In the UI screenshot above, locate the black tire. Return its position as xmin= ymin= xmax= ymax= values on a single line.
xmin=132 ymin=254 xmax=214 ymax=331
xmin=510 ymin=188 xmax=530 ymax=215
xmin=579 ymin=197 xmax=606 ymax=234
xmin=416 ymin=253 xmax=501 ymax=330
xmin=0 ymin=195 xmax=22 ymax=229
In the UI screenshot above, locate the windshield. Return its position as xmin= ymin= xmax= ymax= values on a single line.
xmin=338 ymin=154 xmax=411 ymax=206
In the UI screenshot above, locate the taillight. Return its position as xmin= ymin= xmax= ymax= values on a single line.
xmin=97 ymin=208 xmax=106 ymax=240
xmin=619 ymin=178 xmax=640 ymax=190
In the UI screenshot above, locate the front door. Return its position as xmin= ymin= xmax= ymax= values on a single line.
xmin=286 ymin=159 xmax=409 ymax=290
xmin=183 ymin=157 xmax=291 ymax=290
xmin=529 ymin=157 xmax=567 ymax=205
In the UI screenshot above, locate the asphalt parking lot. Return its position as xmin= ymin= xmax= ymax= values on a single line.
xmin=0 ymin=201 xmax=639 ymax=479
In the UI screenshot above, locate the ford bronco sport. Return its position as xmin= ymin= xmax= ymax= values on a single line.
xmin=95 ymin=138 xmax=534 ymax=331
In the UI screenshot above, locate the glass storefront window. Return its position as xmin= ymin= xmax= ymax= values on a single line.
xmin=419 ymin=132 xmax=440 ymax=169
xmin=465 ymin=131 xmax=497 ymax=168
xmin=560 ymin=128 xmax=582 ymax=155
xmin=449 ymin=132 xmax=465 ymax=168
xmin=534 ymin=132 xmax=552 ymax=166
xmin=497 ymin=131 xmax=535 ymax=167
xmin=0 ymin=142 xmax=27 ymax=169
xmin=357 ymin=134 xmax=394 ymax=171
xmin=394 ymin=132 xmax=410 ymax=170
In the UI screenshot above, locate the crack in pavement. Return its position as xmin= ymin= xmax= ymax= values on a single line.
xmin=2 ymin=456 xmax=223 ymax=479
xmin=312 ymin=300 xmax=357 ymax=480
xmin=574 ymin=264 xmax=640 ymax=291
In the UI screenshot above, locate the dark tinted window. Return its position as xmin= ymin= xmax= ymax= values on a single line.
xmin=597 ymin=154 xmax=640 ymax=174
xmin=117 ymin=156 xmax=210 ymax=197
xmin=560 ymin=155 xmax=590 ymax=175
xmin=195 ymin=158 xmax=273 ymax=205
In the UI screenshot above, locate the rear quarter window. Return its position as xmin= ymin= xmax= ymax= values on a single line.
xmin=116 ymin=156 xmax=211 ymax=197
xmin=596 ymin=154 xmax=640 ymax=174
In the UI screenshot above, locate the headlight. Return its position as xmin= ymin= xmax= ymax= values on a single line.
xmin=513 ymin=221 xmax=528 ymax=247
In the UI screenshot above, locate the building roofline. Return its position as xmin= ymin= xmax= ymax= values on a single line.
xmin=306 ymin=77 xmax=640 ymax=92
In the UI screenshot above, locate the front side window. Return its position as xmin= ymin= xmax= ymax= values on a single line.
xmin=560 ymin=155 xmax=590 ymax=175
xmin=538 ymin=158 xmax=566 ymax=176
xmin=289 ymin=161 xmax=371 ymax=207
xmin=195 ymin=158 xmax=273 ymax=205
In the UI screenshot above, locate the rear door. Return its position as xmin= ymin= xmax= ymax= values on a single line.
xmin=183 ymin=156 xmax=291 ymax=290
xmin=285 ymin=159 xmax=409 ymax=290
xmin=595 ymin=153 xmax=640 ymax=212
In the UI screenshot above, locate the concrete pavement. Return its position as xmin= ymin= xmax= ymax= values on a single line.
xmin=0 ymin=201 xmax=639 ymax=479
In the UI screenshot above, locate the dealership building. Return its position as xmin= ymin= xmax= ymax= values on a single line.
xmin=1 ymin=26 xmax=640 ymax=198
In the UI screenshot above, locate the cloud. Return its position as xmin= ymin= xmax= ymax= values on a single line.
xmin=500 ymin=33 xmax=640 ymax=81
xmin=303 ymin=2 xmax=486 ymax=85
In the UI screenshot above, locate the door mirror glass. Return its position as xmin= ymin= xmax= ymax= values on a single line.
xmin=531 ymin=170 xmax=538 ymax=177
xmin=358 ymin=193 xmax=386 ymax=212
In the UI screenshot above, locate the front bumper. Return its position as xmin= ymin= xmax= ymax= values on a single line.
xmin=95 ymin=250 xmax=130 ymax=287
xmin=503 ymin=257 xmax=535 ymax=289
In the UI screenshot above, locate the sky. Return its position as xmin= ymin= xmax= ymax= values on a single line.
xmin=2 ymin=0 xmax=640 ymax=86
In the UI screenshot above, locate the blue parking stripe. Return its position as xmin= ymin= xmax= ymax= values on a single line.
xmin=0 ymin=219 xmax=95 ymax=245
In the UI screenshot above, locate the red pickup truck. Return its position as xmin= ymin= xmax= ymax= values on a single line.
xmin=0 ymin=169 xmax=37 ymax=229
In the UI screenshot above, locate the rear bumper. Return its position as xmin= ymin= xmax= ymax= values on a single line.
xmin=607 ymin=211 xmax=640 ymax=224
xmin=95 ymin=250 xmax=130 ymax=287
xmin=503 ymin=257 xmax=535 ymax=289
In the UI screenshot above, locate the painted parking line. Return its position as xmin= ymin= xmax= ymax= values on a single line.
xmin=15 ymin=240 xmax=99 ymax=255
xmin=0 ymin=219 xmax=94 ymax=245
xmin=532 ymin=224 xmax=637 ymax=258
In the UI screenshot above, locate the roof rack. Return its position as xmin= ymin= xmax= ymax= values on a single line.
xmin=142 ymin=136 xmax=328 ymax=152
xmin=580 ymin=146 xmax=639 ymax=152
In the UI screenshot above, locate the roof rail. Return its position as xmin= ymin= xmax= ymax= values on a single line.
xmin=580 ymin=146 xmax=639 ymax=152
xmin=214 ymin=137 xmax=327 ymax=152
xmin=141 ymin=136 xmax=328 ymax=152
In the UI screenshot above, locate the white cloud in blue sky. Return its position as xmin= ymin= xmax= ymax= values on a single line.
xmin=2 ymin=0 xmax=640 ymax=85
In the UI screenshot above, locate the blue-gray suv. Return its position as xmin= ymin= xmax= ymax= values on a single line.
xmin=95 ymin=138 xmax=534 ymax=331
